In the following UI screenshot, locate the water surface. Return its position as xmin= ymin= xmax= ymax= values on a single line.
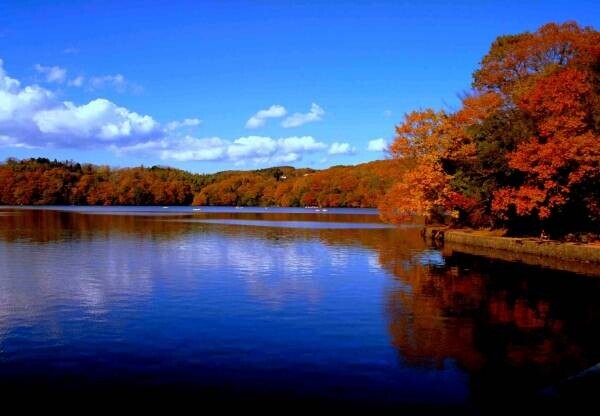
xmin=0 ymin=207 xmax=599 ymax=411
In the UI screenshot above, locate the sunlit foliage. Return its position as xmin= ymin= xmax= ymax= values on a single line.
xmin=0 ymin=158 xmax=403 ymax=208
xmin=381 ymin=22 xmax=600 ymax=236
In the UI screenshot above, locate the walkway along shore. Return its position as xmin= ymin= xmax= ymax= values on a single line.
xmin=424 ymin=227 xmax=600 ymax=276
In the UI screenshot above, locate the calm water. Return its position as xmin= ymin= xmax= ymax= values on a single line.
xmin=1 ymin=206 xmax=599 ymax=411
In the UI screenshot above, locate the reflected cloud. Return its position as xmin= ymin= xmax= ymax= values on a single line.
xmin=1 ymin=207 xmax=599 ymax=408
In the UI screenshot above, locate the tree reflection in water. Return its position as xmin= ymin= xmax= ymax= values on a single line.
xmin=381 ymin=246 xmax=600 ymax=406
xmin=0 ymin=207 xmax=599 ymax=409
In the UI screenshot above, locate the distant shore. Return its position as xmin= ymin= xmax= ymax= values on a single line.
xmin=425 ymin=227 xmax=600 ymax=275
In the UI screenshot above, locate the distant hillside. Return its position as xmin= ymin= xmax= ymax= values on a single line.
xmin=0 ymin=157 xmax=403 ymax=208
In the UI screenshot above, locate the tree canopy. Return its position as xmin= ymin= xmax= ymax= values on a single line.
xmin=0 ymin=157 xmax=403 ymax=208
xmin=380 ymin=22 xmax=600 ymax=237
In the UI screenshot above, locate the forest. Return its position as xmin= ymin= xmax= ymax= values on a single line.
xmin=381 ymin=22 xmax=600 ymax=237
xmin=1 ymin=22 xmax=598 ymax=238
xmin=0 ymin=157 xmax=403 ymax=208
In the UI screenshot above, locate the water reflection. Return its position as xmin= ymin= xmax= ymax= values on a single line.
xmin=0 ymin=208 xmax=599 ymax=410
xmin=384 ymin=254 xmax=600 ymax=406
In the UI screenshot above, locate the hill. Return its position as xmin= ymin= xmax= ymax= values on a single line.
xmin=0 ymin=157 xmax=402 ymax=208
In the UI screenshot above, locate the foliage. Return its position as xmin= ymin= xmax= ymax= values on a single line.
xmin=381 ymin=22 xmax=600 ymax=236
xmin=191 ymin=160 xmax=402 ymax=207
xmin=0 ymin=158 xmax=403 ymax=208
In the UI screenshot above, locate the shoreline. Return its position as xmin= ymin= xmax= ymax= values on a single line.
xmin=425 ymin=227 xmax=600 ymax=276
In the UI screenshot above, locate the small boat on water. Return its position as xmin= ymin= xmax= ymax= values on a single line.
xmin=162 ymin=206 xmax=169 ymax=209
xmin=192 ymin=208 xmax=202 ymax=211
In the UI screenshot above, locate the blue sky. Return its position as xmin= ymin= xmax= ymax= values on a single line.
xmin=0 ymin=0 xmax=598 ymax=173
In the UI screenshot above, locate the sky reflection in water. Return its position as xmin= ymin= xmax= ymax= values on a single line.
xmin=0 ymin=207 xmax=599 ymax=410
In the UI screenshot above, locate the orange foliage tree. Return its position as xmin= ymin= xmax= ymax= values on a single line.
xmin=381 ymin=21 xmax=600 ymax=236
xmin=379 ymin=110 xmax=452 ymax=223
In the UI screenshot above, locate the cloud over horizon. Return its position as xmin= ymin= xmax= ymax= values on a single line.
xmin=114 ymin=134 xmax=327 ymax=164
xmin=328 ymin=142 xmax=356 ymax=155
xmin=0 ymin=59 xmax=339 ymax=166
xmin=245 ymin=105 xmax=287 ymax=129
xmin=367 ymin=138 xmax=387 ymax=152
xmin=281 ymin=103 xmax=324 ymax=128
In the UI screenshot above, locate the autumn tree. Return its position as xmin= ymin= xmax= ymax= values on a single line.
xmin=486 ymin=23 xmax=600 ymax=234
xmin=381 ymin=21 xmax=600 ymax=236
xmin=379 ymin=109 xmax=452 ymax=224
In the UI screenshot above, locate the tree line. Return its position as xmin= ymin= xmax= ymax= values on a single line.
xmin=0 ymin=157 xmax=403 ymax=208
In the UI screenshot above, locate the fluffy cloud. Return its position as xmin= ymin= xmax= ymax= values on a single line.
xmin=228 ymin=136 xmax=278 ymax=159
xmin=245 ymin=105 xmax=287 ymax=129
xmin=113 ymin=136 xmax=227 ymax=162
xmin=0 ymin=58 xmax=335 ymax=166
xmin=278 ymin=135 xmax=326 ymax=153
xmin=115 ymin=135 xmax=327 ymax=164
xmin=227 ymin=135 xmax=325 ymax=164
xmin=34 ymin=64 xmax=67 ymax=83
xmin=0 ymin=59 xmax=161 ymax=148
xmin=33 ymin=99 xmax=160 ymax=145
xmin=367 ymin=137 xmax=387 ymax=152
xmin=328 ymin=142 xmax=356 ymax=155
xmin=237 ymin=135 xmax=325 ymax=163
xmin=161 ymin=137 xmax=226 ymax=161
xmin=281 ymin=103 xmax=324 ymax=128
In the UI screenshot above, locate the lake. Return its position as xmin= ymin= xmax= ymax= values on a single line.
xmin=1 ymin=206 xmax=599 ymax=412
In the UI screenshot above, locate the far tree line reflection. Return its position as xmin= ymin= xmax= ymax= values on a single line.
xmin=1 ymin=208 xmax=599 ymax=404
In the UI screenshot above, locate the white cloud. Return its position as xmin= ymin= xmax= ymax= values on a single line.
xmin=65 ymin=73 xmax=140 ymax=93
xmin=160 ymin=137 xmax=226 ymax=162
xmin=0 ymin=60 xmax=20 ymax=91
xmin=328 ymin=142 xmax=355 ymax=155
xmin=245 ymin=104 xmax=287 ymax=129
xmin=281 ymin=103 xmax=324 ymax=128
xmin=228 ymin=136 xmax=278 ymax=160
xmin=68 ymin=76 xmax=85 ymax=87
xmin=34 ymin=99 xmax=160 ymax=145
xmin=113 ymin=136 xmax=227 ymax=162
xmin=34 ymin=64 xmax=67 ymax=84
xmin=226 ymin=135 xmax=325 ymax=163
xmin=367 ymin=137 xmax=387 ymax=152
xmin=0 ymin=59 xmax=161 ymax=149
xmin=166 ymin=118 xmax=201 ymax=131
xmin=271 ymin=152 xmax=300 ymax=163
xmin=278 ymin=135 xmax=326 ymax=153
xmin=117 ymin=135 xmax=327 ymax=164
xmin=33 ymin=62 xmax=139 ymax=93
xmin=89 ymin=74 xmax=126 ymax=90
xmin=0 ymin=58 xmax=335 ymax=166
xmin=0 ymin=134 xmax=35 ymax=148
